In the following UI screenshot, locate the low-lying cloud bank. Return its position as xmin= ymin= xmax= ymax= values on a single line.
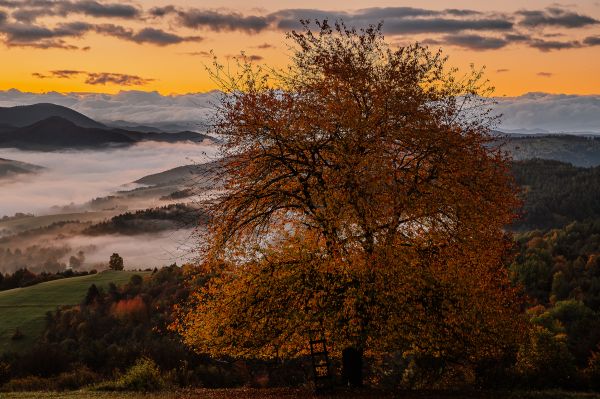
xmin=0 ymin=89 xmax=599 ymax=133
xmin=0 ymin=89 xmax=218 ymax=127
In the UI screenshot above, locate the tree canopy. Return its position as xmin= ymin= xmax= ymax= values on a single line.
xmin=174 ymin=21 xmax=524 ymax=376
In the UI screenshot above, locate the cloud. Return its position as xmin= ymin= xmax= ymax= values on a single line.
xmin=437 ymin=33 xmax=509 ymax=50
xmin=0 ymin=89 xmax=218 ymax=125
xmin=1 ymin=0 xmax=140 ymax=22
xmin=182 ymin=50 xmax=212 ymax=57
xmin=518 ymin=7 xmax=598 ymax=28
xmin=254 ymin=43 xmax=274 ymax=49
xmin=528 ymin=38 xmax=581 ymax=51
xmin=84 ymin=72 xmax=154 ymax=86
xmin=50 ymin=69 xmax=84 ymax=78
xmin=268 ymin=8 xmax=514 ymax=34
xmin=30 ymin=70 xmax=154 ymax=86
xmin=496 ymin=68 xmax=510 ymax=73
xmin=94 ymin=24 xmax=201 ymax=46
xmin=2 ymin=89 xmax=600 ymax=135
xmin=494 ymin=93 xmax=600 ymax=133
xmin=177 ymin=9 xmax=270 ymax=33
xmin=583 ymin=36 xmax=600 ymax=46
xmin=537 ymin=72 xmax=554 ymax=77
xmin=32 ymin=70 xmax=83 ymax=79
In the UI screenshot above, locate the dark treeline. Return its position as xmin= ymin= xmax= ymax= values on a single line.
xmin=0 ymin=268 xmax=95 ymax=292
xmin=82 ymin=203 xmax=208 ymax=236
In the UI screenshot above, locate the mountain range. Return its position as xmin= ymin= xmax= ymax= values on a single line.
xmin=0 ymin=103 xmax=216 ymax=150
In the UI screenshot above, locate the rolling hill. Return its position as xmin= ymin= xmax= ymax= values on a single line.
xmin=0 ymin=270 xmax=149 ymax=353
xmin=499 ymin=134 xmax=600 ymax=167
xmin=0 ymin=103 xmax=106 ymax=129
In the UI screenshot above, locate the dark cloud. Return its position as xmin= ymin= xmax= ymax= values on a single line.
xmin=437 ymin=33 xmax=509 ymax=50
xmin=31 ymin=70 xmax=152 ymax=85
xmin=444 ymin=9 xmax=481 ymax=16
xmin=583 ymin=36 xmax=600 ymax=46
xmin=0 ymin=9 xmax=8 ymax=24
xmin=528 ymin=38 xmax=581 ymax=51
xmin=85 ymin=72 xmax=154 ymax=86
xmin=518 ymin=7 xmax=598 ymax=28
xmin=131 ymin=27 xmax=201 ymax=45
xmin=64 ymin=1 xmax=139 ymax=19
xmin=254 ymin=43 xmax=274 ymax=49
xmin=505 ymin=33 xmax=530 ymax=42
xmin=537 ymin=72 xmax=554 ymax=77
xmin=0 ymin=20 xmax=92 ymax=47
xmin=1 ymin=0 xmax=139 ymax=22
xmin=177 ymin=9 xmax=270 ymax=33
xmin=50 ymin=69 xmax=84 ymax=78
xmin=94 ymin=24 xmax=201 ymax=46
xmin=496 ymin=69 xmax=510 ymax=73
xmin=148 ymin=5 xmax=177 ymax=18
xmin=183 ymin=50 xmax=212 ymax=57
xmin=269 ymin=9 xmax=514 ymax=34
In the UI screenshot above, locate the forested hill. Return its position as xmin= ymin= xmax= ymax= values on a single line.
xmin=501 ymin=134 xmax=600 ymax=167
xmin=511 ymin=159 xmax=600 ymax=230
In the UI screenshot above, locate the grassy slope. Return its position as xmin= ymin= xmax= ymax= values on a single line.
xmin=0 ymin=270 xmax=148 ymax=353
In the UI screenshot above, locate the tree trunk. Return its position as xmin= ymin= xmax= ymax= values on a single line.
xmin=342 ymin=346 xmax=363 ymax=387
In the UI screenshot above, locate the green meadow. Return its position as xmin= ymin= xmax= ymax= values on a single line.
xmin=0 ymin=270 xmax=149 ymax=353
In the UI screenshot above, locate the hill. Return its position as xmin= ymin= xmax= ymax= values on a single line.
xmin=0 ymin=158 xmax=44 ymax=179
xmin=0 ymin=116 xmax=216 ymax=150
xmin=134 ymin=160 xmax=224 ymax=188
xmin=0 ymin=103 xmax=105 ymax=129
xmin=500 ymin=135 xmax=600 ymax=167
xmin=0 ymin=270 xmax=149 ymax=353
xmin=511 ymin=159 xmax=600 ymax=230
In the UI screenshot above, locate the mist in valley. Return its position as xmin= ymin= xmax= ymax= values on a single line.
xmin=0 ymin=141 xmax=218 ymax=216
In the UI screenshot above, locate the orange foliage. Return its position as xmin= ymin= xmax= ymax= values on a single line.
xmin=173 ymin=21 xmax=525 ymax=368
xmin=112 ymin=296 xmax=147 ymax=321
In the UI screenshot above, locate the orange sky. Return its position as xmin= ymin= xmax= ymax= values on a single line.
xmin=0 ymin=0 xmax=599 ymax=96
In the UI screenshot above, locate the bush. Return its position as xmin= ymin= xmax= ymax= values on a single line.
xmin=54 ymin=367 xmax=102 ymax=390
xmin=1 ymin=376 xmax=49 ymax=391
xmin=116 ymin=357 xmax=165 ymax=391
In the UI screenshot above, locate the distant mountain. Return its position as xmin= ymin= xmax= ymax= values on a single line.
xmin=0 ymin=116 xmax=217 ymax=150
xmin=0 ymin=103 xmax=105 ymax=129
xmin=0 ymin=158 xmax=44 ymax=179
xmin=499 ymin=135 xmax=600 ymax=167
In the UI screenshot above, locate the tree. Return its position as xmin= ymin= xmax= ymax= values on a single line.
xmin=174 ymin=21 xmax=524 ymax=385
xmin=109 ymin=253 xmax=124 ymax=271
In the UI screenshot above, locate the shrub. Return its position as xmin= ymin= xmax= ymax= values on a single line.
xmin=1 ymin=376 xmax=49 ymax=391
xmin=515 ymin=325 xmax=577 ymax=388
xmin=116 ymin=357 xmax=165 ymax=391
xmin=54 ymin=367 xmax=102 ymax=390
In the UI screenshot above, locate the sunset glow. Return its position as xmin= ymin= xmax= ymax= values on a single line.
xmin=0 ymin=0 xmax=599 ymax=95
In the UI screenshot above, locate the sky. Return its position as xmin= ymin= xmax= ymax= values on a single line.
xmin=0 ymin=1 xmax=599 ymax=96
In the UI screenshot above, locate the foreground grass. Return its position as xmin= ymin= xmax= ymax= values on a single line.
xmin=2 ymin=390 xmax=600 ymax=399
xmin=0 ymin=270 xmax=149 ymax=353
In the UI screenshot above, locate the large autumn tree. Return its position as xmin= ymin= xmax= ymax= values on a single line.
xmin=175 ymin=21 xmax=524 ymax=384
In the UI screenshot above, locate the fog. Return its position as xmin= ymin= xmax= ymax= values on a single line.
xmin=64 ymin=229 xmax=199 ymax=270
xmin=0 ymin=141 xmax=218 ymax=216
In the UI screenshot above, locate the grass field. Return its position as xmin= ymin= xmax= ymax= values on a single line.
xmin=2 ymin=390 xmax=600 ymax=399
xmin=0 ymin=270 xmax=149 ymax=353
